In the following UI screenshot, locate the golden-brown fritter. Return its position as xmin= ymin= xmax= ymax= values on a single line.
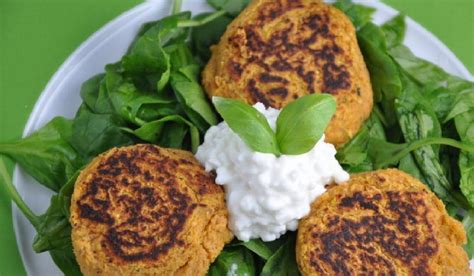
xmin=297 ymin=169 xmax=470 ymax=276
xmin=202 ymin=0 xmax=373 ymax=148
xmin=70 ymin=144 xmax=233 ymax=275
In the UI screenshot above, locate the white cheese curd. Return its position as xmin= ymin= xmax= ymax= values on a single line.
xmin=195 ymin=103 xmax=349 ymax=242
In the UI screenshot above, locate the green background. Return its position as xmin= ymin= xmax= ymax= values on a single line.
xmin=0 ymin=0 xmax=472 ymax=275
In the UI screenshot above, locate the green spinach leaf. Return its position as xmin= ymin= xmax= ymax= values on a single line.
xmin=123 ymin=12 xmax=191 ymax=93
xmin=333 ymin=0 xmax=375 ymax=29
xmin=157 ymin=122 xmax=189 ymax=149
xmin=357 ymin=23 xmax=401 ymax=125
xmin=80 ymin=74 xmax=114 ymax=114
xmin=50 ymin=247 xmax=82 ymax=276
xmin=170 ymin=68 xmax=218 ymax=127
xmin=165 ymin=42 xmax=196 ymax=71
xmin=126 ymin=114 xmax=200 ymax=152
xmin=207 ymin=247 xmax=256 ymax=276
xmin=0 ymin=159 xmax=80 ymax=273
xmin=444 ymin=80 xmax=474 ymax=122
xmin=260 ymin=233 xmax=300 ymax=276
xmin=336 ymin=112 xmax=386 ymax=172
xmin=398 ymin=153 xmax=428 ymax=183
xmin=207 ymin=0 xmax=250 ymax=16
xmin=427 ymin=80 xmax=474 ymax=123
xmin=463 ymin=210 xmax=474 ymax=258
xmin=388 ymin=43 xmax=474 ymax=123
xmin=228 ymin=239 xmax=275 ymax=261
xmin=395 ymin=72 xmax=461 ymax=205
xmin=105 ymin=69 xmax=175 ymax=125
xmin=70 ymin=105 xmax=134 ymax=160
xmin=32 ymin=196 xmax=73 ymax=253
xmin=0 ymin=117 xmax=82 ymax=191
xmin=385 ymin=22 xmax=474 ymax=210
xmin=32 ymin=172 xmax=79 ymax=254
xmin=122 ymin=40 xmax=170 ymax=93
xmin=455 ymin=110 xmax=474 ymax=206
xmin=191 ymin=13 xmax=233 ymax=62
xmin=389 ymin=45 xmax=451 ymax=87
xmin=382 ymin=14 xmax=405 ymax=49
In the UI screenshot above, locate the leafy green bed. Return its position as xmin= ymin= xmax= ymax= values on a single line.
xmin=0 ymin=0 xmax=473 ymax=275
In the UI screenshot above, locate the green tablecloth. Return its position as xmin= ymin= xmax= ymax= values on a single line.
xmin=0 ymin=0 xmax=472 ymax=274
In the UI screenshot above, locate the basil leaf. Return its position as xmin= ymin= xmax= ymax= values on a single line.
xmin=213 ymin=97 xmax=280 ymax=155
xmin=276 ymin=94 xmax=336 ymax=155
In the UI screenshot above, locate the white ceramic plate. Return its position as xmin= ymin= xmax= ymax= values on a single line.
xmin=12 ymin=0 xmax=474 ymax=275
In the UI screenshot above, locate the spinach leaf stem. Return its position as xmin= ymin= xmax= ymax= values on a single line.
xmin=0 ymin=157 xmax=40 ymax=228
xmin=379 ymin=137 xmax=474 ymax=168
xmin=178 ymin=10 xmax=226 ymax=27
xmin=171 ymin=0 xmax=182 ymax=15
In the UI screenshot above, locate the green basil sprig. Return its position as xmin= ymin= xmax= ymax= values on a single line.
xmin=212 ymin=97 xmax=281 ymax=155
xmin=276 ymin=94 xmax=336 ymax=155
xmin=213 ymin=94 xmax=336 ymax=156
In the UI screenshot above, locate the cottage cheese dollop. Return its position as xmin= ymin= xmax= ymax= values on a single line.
xmin=195 ymin=103 xmax=349 ymax=241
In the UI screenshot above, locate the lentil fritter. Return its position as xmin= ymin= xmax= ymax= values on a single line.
xmin=70 ymin=144 xmax=233 ymax=275
xmin=202 ymin=0 xmax=373 ymax=147
xmin=296 ymin=169 xmax=470 ymax=275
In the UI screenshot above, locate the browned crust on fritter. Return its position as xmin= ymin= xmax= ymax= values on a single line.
xmin=202 ymin=0 xmax=373 ymax=147
xmin=70 ymin=144 xmax=233 ymax=275
xmin=296 ymin=169 xmax=470 ymax=276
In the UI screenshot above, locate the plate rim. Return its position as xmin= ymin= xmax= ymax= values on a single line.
xmin=12 ymin=0 xmax=474 ymax=274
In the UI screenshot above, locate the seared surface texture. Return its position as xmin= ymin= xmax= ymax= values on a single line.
xmin=296 ymin=169 xmax=470 ymax=275
xmin=70 ymin=144 xmax=232 ymax=275
xmin=202 ymin=0 xmax=373 ymax=147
